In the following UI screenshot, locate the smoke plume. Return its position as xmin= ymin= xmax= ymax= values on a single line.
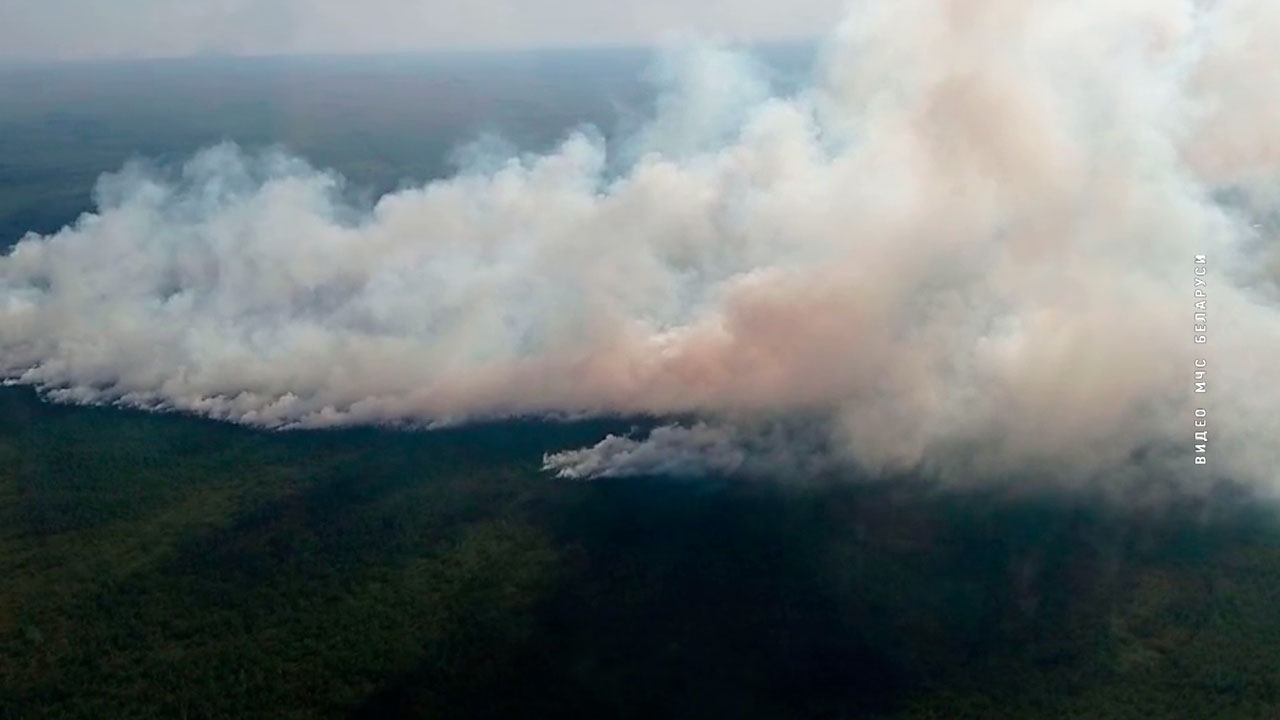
xmin=3 ymin=0 xmax=1279 ymax=487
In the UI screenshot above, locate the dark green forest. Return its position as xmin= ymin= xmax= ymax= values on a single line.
xmin=3 ymin=385 xmax=1280 ymax=719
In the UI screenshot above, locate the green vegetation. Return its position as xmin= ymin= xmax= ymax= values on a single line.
xmin=3 ymin=386 xmax=1280 ymax=718
xmin=0 ymin=388 xmax=589 ymax=718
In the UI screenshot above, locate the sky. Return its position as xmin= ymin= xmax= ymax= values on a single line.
xmin=0 ymin=0 xmax=847 ymax=61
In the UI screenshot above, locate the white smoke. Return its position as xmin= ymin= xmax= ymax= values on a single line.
xmin=3 ymin=0 xmax=1280 ymax=487
xmin=542 ymin=418 xmax=841 ymax=479
xmin=544 ymin=423 xmax=752 ymax=479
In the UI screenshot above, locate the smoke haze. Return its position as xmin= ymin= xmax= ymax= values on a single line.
xmin=0 ymin=0 xmax=844 ymax=61
xmin=3 ymin=0 xmax=1278 ymax=487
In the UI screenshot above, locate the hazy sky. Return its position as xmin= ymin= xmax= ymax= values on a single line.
xmin=0 ymin=0 xmax=846 ymax=60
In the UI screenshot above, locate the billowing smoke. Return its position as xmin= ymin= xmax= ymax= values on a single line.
xmin=3 ymin=0 xmax=1279 ymax=487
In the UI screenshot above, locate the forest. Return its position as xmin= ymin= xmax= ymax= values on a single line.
xmin=3 ymin=385 xmax=1278 ymax=718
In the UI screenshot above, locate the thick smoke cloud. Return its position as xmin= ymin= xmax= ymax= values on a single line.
xmin=3 ymin=0 xmax=1279 ymax=487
